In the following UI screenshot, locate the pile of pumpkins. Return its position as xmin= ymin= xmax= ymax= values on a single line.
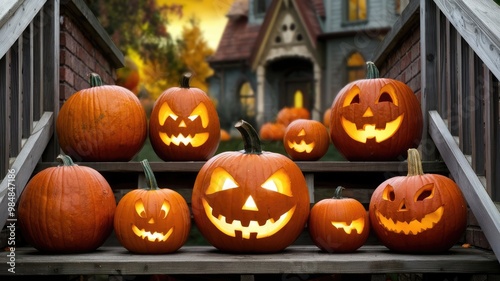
xmin=17 ymin=62 xmax=467 ymax=255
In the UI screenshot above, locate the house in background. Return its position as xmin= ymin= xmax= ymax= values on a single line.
xmin=209 ymin=0 xmax=409 ymax=130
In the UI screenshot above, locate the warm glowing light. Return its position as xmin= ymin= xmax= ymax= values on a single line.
xmin=242 ymin=196 xmax=259 ymax=211
xmin=331 ymin=217 xmax=365 ymax=234
xmin=294 ymin=90 xmax=303 ymax=108
xmin=375 ymin=206 xmax=444 ymax=235
xmin=260 ymin=169 xmax=293 ymax=197
xmin=132 ymin=225 xmax=173 ymax=242
xmin=287 ymin=140 xmax=315 ymax=153
xmin=341 ymin=114 xmax=404 ymax=143
xmin=159 ymin=132 xmax=209 ymax=147
xmin=202 ymin=199 xmax=296 ymax=239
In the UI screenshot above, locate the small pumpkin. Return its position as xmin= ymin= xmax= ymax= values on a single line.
xmin=330 ymin=62 xmax=423 ymax=161
xmin=283 ymin=119 xmax=330 ymax=161
xmin=114 ymin=159 xmax=191 ymax=254
xmin=369 ymin=149 xmax=467 ymax=253
xmin=259 ymin=122 xmax=286 ymax=141
xmin=57 ymin=73 xmax=147 ymax=161
xmin=309 ymin=186 xmax=370 ymax=252
xmin=191 ymin=120 xmax=310 ymax=253
xmin=18 ymin=155 xmax=116 ymax=253
xmin=276 ymin=106 xmax=310 ymax=126
xmin=149 ymin=73 xmax=221 ymax=161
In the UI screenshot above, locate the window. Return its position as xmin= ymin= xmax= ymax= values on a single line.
xmin=347 ymin=0 xmax=367 ymax=22
xmin=254 ymin=0 xmax=272 ymax=17
xmin=239 ymin=82 xmax=255 ymax=119
xmin=347 ymin=52 xmax=366 ymax=82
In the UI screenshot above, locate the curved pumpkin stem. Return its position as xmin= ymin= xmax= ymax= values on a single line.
xmin=365 ymin=61 xmax=380 ymax=79
xmin=140 ymin=159 xmax=159 ymax=190
xmin=56 ymin=154 xmax=77 ymax=166
xmin=234 ymin=120 xmax=262 ymax=155
xmin=333 ymin=186 xmax=345 ymax=199
xmin=89 ymin=73 xmax=103 ymax=87
xmin=180 ymin=72 xmax=192 ymax=88
xmin=407 ymin=148 xmax=424 ymax=176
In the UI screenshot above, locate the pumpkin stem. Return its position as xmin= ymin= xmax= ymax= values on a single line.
xmin=333 ymin=186 xmax=345 ymax=199
xmin=180 ymin=72 xmax=192 ymax=88
xmin=234 ymin=120 xmax=262 ymax=154
xmin=140 ymin=159 xmax=159 ymax=190
xmin=89 ymin=73 xmax=103 ymax=87
xmin=407 ymin=148 xmax=424 ymax=176
xmin=56 ymin=154 xmax=77 ymax=166
xmin=365 ymin=61 xmax=380 ymax=79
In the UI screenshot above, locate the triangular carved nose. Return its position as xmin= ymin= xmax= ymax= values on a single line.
xmin=398 ymin=199 xmax=408 ymax=212
xmin=363 ymin=107 xmax=374 ymax=117
xmin=242 ymin=196 xmax=259 ymax=211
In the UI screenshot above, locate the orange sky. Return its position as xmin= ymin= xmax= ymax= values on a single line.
xmin=159 ymin=0 xmax=236 ymax=50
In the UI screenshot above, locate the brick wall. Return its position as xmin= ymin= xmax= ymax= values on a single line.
xmin=59 ymin=10 xmax=117 ymax=104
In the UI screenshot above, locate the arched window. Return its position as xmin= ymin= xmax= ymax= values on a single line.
xmin=239 ymin=82 xmax=255 ymax=119
xmin=346 ymin=0 xmax=367 ymax=22
xmin=347 ymin=52 xmax=366 ymax=82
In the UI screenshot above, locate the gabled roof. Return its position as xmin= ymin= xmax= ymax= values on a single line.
xmin=210 ymin=0 xmax=324 ymax=66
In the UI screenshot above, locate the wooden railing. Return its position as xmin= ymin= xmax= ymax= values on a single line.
xmin=0 ymin=0 xmax=59 ymax=230
xmin=421 ymin=0 xmax=500 ymax=259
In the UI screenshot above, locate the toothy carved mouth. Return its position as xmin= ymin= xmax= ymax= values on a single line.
xmin=287 ymin=140 xmax=315 ymax=153
xmin=341 ymin=114 xmax=404 ymax=143
xmin=202 ymin=199 xmax=295 ymax=239
xmin=132 ymin=225 xmax=173 ymax=242
xmin=331 ymin=217 xmax=365 ymax=234
xmin=159 ymin=132 xmax=209 ymax=147
xmin=375 ymin=206 xmax=444 ymax=235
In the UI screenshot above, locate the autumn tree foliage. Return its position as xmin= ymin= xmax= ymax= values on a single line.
xmin=85 ymin=0 xmax=214 ymax=100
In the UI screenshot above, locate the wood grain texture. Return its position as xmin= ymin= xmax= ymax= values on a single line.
xmin=0 ymin=246 xmax=498 ymax=275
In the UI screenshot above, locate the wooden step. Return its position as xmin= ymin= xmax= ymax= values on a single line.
xmin=1 ymin=245 xmax=498 ymax=276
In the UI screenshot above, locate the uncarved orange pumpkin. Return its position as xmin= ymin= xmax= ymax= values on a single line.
xmin=114 ymin=160 xmax=191 ymax=254
xmin=309 ymin=186 xmax=370 ymax=252
xmin=57 ymin=73 xmax=147 ymax=161
xmin=330 ymin=62 xmax=423 ymax=161
xmin=283 ymin=119 xmax=330 ymax=161
xmin=191 ymin=120 xmax=310 ymax=253
xmin=18 ymin=155 xmax=116 ymax=253
xmin=369 ymin=149 xmax=467 ymax=253
xmin=276 ymin=107 xmax=310 ymax=126
xmin=149 ymin=73 xmax=221 ymax=161
xmin=259 ymin=122 xmax=286 ymax=141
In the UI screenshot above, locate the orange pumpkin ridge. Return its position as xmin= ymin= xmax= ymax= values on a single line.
xmin=369 ymin=149 xmax=467 ymax=253
xmin=114 ymin=159 xmax=191 ymax=254
xmin=191 ymin=120 xmax=310 ymax=253
xmin=283 ymin=119 xmax=330 ymax=161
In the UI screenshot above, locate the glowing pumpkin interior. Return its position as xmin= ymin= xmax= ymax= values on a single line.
xmin=132 ymin=199 xmax=174 ymax=242
xmin=341 ymin=84 xmax=404 ymax=143
xmin=331 ymin=217 xmax=365 ymax=234
xmin=202 ymin=167 xmax=296 ymax=239
xmin=158 ymin=101 xmax=210 ymax=147
xmin=287 ymin=129 xmax=315 ymax=153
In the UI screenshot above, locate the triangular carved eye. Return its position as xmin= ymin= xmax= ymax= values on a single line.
xmin=206 ymin=167 xmax=239 ymax=195
xmin=158 ymin=102 xmax=179 ymax=125
xmin=261 ymin=168 xmax=292 ymax=197
xmin=414 ymin=183 xmax=435 ymax=202
xmin=377 ymin=92 xmax=393 ymax=103
xmin=135 ymin=199 xmax=147 ymax=218
xmin=377 ymin=84 xmax=398 ymax=105
xmin=188 ymin=102 xmax=209 ymax=128
xmin=160 ymin=201 xmax=170 ymax=219
xmin=382 ymin=184 xmax=395 ymax=201
xmin=343 ymin=85 xmax=361 ymax=107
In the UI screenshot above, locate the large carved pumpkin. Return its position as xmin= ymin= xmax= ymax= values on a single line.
xmin=283 ymin=119 xmax=330 ymax=161
xmin=309 ymin=186 xmax=370 ymax=252
xmin=149 ymin=73 xmax=220 ymax=161
xmin=191 ymin=120 xmax=310 ymax=253
xmin=369 ymin=149 xmax=467 ymax=253
xmin=114 ymin=160 xmax=191 ymax=254
xmin=330 ymin=62 xmax=423 ymax=161
xmin=57 ymin=73 xmax=147 ymax=161
xmin=18 ymin=155 xmax=116 ymax=253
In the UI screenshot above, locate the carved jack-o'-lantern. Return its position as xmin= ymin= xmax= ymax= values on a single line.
xmin=330 ymin=62 xmax=423 ymax=161
xmin=284 ymin=119 xmax=330 ymax=161
xmin=114 ymin=160 xmax=191 ymax=254
xmin=192 ymin=120 xmax=310 ymax=253
xmin=149 ymin=73 xmax=220 ymax=161
xmin=369 ymin=149 xmax=467 ymax=253
xmin=309 ymin=186 xmax=370 ymax=253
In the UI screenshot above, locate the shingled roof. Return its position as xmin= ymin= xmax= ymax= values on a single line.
xmin=210 ymin=0 xmax=325 ymax=65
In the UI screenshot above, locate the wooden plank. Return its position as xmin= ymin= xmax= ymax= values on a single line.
xmin=0 ymin=112 xmax=54 ymax=230
xmin=0 ymin=245 xmax=498 ymax=275
xmin=22 ymin=22 xmax=34 ymax=137
xmin=10 ymin=37 xmax=22 ymax=156
xmin=0 ymin=52 xmax=10 ymax=180
xmin=0 ymin=0 xmax=45 ymax=59
xmin=34 ymin=161 xmax=449 ymax=174
xmin=428 ymin=110 xmax=500 ymax=261
xmin=32 ymin=11 xmax=42 ymax=120
xmin=434 ymin=0 xmax=500 ymax=80
xmin=471 ymin=53 xmax=485 ymax=175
